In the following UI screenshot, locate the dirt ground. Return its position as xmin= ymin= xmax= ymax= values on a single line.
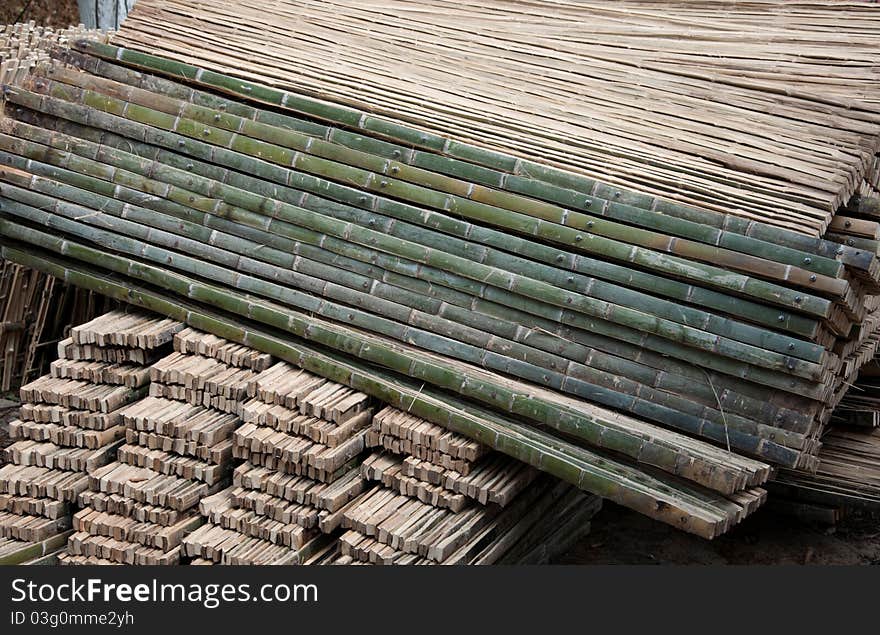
xmin=1 ymin=0 xmax=80 ymax=28
xmin=560 ymin=502 xmax=880 ymax=565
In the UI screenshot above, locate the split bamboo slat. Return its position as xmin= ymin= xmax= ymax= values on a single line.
xmin=0 ymin=310 xmax=179 ymax=562
xmin=3 ymin=3 xmax=880 ymax=539
xmin=62 ymin=324 xmax=263 ymax=566
xmin=182 ymin=343 xmax=376 ymax=564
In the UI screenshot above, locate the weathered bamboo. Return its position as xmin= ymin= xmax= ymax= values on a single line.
xmin=59 ymin=50 xmax=865 ymax=280
xmin=0 ymin=216 xmax=785 ymax=477
xmin=12 ymin=80 xmax=830 ymax=352
xmin=12 ymin=105 xmax=836 ymax=346
xmin=0 ymin=183 xmax=812 ymax=458
xmin=40 ymin=58 xmax=853 ymax=284
xmin=0 ymin=243 xmax=769 ymax=537
xmin=13 ymin=78 xmax=848 ymax=317
xmin=68 ymin=37 xmax=880 ymax=264
xmin=0 ymin=149 xmax=824 ymax=434
xmin=0 ymin=119 xmax=840 ymax=408
xmin=0 ymin=530 xmax=73 ymax=565
xmin=0 ymin=107 xmax=831 ymax=386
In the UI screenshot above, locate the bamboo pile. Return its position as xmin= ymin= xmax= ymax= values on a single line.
xmin=182 ymin=360 xmax=372 ymax=565
xmin=771 ymin=358 xmax=880 ymax=514
xmin=108 ymin=0 xmax=880 ymax=236
xmin=0 ymin=24 xmax=115 ymax=393
xmin=10 ymin=38 xmax=867 ymax=538
xmin=1 ymin=23 xmax=106 ymax=88
xmin=59 ymin=324 xmax=258 ymax=566
xmin=773 ymin=426 xmax=880 ymax=513
xmin=336 ymin=407 xmax=602 ymax=565
xmin=2 ymin=4 xmax=880 ymax=538
xmin=1 ymin=310 xmax=177 ymax=565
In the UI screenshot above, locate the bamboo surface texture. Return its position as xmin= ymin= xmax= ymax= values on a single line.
xmin=1 ymin=5 xmax=880 ymax=537
xmin=107 ymin=0 xmax=880 ymax=236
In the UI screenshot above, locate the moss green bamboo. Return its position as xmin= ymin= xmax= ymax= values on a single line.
xmin=0 ymin=243 xmax=766 ymax=538
xmin=67 ymin=40 xmax=875 ymax=273
xmin=0 ymin=139 xmax=823 ymax=434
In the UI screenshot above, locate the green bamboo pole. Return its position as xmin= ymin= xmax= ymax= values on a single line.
xmin=44 ymin=56 xmax=850 ymax=282
xmin=0 ymin=122 xmax=829 ymax=401
xmin=12 ymin=109 xmax=823 ymax=421
xmin=15 ymin=73 xmax=827 ymax=360
xmin=1 ymin=113 xmax=828 ymax=351
xmin=0 ymin=196 xmax=808 ymax=465
xmin=0 ymin=226 xmax=774 ymax=489
xmin=0 ymin=242 xmax=767 ymax=538
xmin=15 ymin=77 xmax=846 ymax=318
xmin=0 ymin=178 xmax=811 ymax=455
xmin=69 ymin=40 xmax=872 ymax=270
xmin=0 ymin=107 xmax=828 ymax=360
xmin=0 ymin=102 xmax=830 ymax=383
xmin=0 ymin=143 xmax=822 ymax=433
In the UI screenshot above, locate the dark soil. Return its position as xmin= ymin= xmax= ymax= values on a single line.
xmin=560 ymin=502 xmax=880 ymax=565
xmin=1 ymin=0 xmax=80 ymax=28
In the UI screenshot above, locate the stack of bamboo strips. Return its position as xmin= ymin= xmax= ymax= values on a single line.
xmin=1 ymin=23 xmax=106 ymax=88
xmin=365 ymin=407 xmax=538 ymax=508
xmin=337 ymin=407 xmax=603 ymax=565
xmin=59 ymin=325 xmax=257 ymax=566
xmin=1 ymin=310 xmax=176 ymax=565
xmin=773 ymin=426 xmax=880 ymax=513
xmin=335 ymin=478 xmax=602 ymax=566
xmin=182 ymin=358 xmax=372 ymax=565
xmin=771 ymin=357 xmax=880 ymax=514
xmin=7 ymin=40 xmax=860 ymax=537
xmin=108 ymin=0 xmax=880 ymax=236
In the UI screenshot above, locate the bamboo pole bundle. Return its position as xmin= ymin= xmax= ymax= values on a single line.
xmin=0 ymin=186 xmax=816 ymax=463
xmin=0 ymin=217 xmax=776 ymax=488
xmin=0 ymin=125 xmax=835 ymax=415
xmin=2 ymin=32 xmax=880 ymax=536
xmin=101 ymin=0 xmax=880 ymax=236
xmin=0 ymin=246 xmax=776 ymax=538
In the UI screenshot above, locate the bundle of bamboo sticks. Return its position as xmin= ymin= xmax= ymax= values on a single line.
xmin=771 ymin=356 xmax=880 ymax=515
xmin=338 ymin=407 xmax=603 ymax=565
xmin=3 ymin=5 xmax=880 ymax=536
xmin=182 ymin=350 xmax=373 ymax=565
xmin=109 ymin=0 xmax=880 ymax=236
xmin=60 ymin=324 xmax=254 ymax=566
xmin=5 ymin=38 xmax=873 ymax=537
xmin=1 ymin=310 xmax=178 ymax=565
xmin=1 ymin=22 xmax=106 ymax=88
